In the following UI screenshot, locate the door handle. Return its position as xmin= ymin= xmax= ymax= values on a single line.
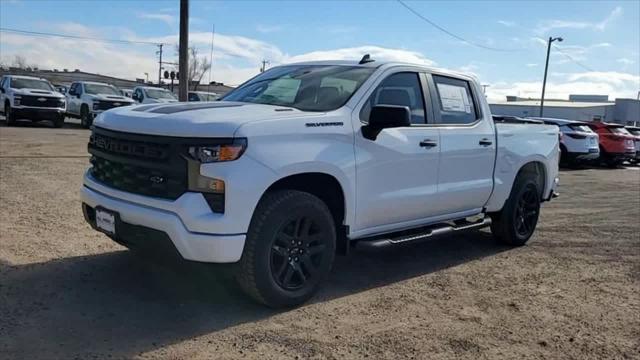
xmin=419 ymin=139 xmax=438 ymax=148
xmin=479 ymin=138 xmax=493 ymax=146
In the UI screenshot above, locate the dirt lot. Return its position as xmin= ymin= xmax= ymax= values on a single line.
xmin=1 ymin=120 xmax=639 ymax=360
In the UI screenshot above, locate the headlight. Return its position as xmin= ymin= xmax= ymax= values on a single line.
xmin=92 ymin=101 xmax=100 ymax=110
xmin=187 ymin=139 xmax=247 ymax=163
xmin=14 ymin=95 xmax=21 ymax=106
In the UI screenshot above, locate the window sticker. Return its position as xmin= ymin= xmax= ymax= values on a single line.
xmin=437 ymin=83 xmax=471 ymax=113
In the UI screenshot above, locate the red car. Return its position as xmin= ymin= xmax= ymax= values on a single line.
xmin=587 ymin=122 xmax=636 ymax=167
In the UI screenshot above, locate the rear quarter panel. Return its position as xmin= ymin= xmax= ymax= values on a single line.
xmin=485 ymin=123 xmax=559 ymax=212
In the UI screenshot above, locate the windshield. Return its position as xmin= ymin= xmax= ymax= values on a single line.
xmin=11 ymin=78 xmax=54 ymax=91
xmin=222 ymin=65 xmax=376 ymax=111
xmin=609 ymin=127 xmax=631 ymax=135
xmin=145 ymin=88 xmax=177 ymax=99
xmin=628 ymin=129 xmax=640 ymax=136
xmin=569 ymin=124 xmax=594 ymax=133
xmin=85 ymin=84 xmax=120 ymax=95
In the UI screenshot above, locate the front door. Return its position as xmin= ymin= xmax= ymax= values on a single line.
xmin=353 ymin=71 xmax=441 ymax=236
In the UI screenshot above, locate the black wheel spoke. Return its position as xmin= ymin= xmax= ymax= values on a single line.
xmin=308 ymin=243 xmax=326 ymax=256
xmin=272 ymin=245 xmax=287 ymax=257
xmin=293 ymin=263 xmax=306 ymax=283
xmin=301 ymin=255 xmax=318 ymax=276
xmin=282 ymin=265 xmax=295 ymax=286
xmin=275 ymin=258 xmax=288 ymax=279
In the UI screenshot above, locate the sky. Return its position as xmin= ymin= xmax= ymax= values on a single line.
xmin=1 ymin=0 xmax=638 ymax=102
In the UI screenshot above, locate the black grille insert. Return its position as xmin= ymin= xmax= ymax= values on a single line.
xmin=19 ymin=95 xmax=64 ymax=108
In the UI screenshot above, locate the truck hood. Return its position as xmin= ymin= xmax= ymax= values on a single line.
xmin=14 ymin=88 xmax=64 ymax=98
xmin=90 ymin=94 xmax=133 ymax=102
xmin=93 ymin=101 xmax=320 ymax=137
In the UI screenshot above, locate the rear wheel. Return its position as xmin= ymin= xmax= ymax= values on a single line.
xmin=80 ymin=105 xmax=91 ymax=128
xmin=236 ymin=190 xmax=336 ymax=308
xmin=4 ymin=103 xmax=16 ymax=126
xmin=490 ymin=175 xmax=541 ymax=246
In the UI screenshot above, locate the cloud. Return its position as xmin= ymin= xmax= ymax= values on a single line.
xmin=486 ymin=71 xmax=640 ymax=102
xmin=497 ymin=20 xmax=516 ymax=27
xmin=535 ymin=6 xmax=623 ymax=34
xmin=526 ymin=63 xmax=538 ymax=67
xmin=617 ymin=58 xmax=635 ymax=65
xmin=137 ymin=13 xmax=175 ymax=27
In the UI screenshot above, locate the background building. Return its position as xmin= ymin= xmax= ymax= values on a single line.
xmin=490 ymin=94 xmax=639 ymax=125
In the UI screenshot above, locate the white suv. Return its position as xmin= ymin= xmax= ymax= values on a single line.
xmin=0 ymin=75 xmax=66 ymax=127
xmin=132 ymin=86 xmax=178 ymax=104
xmin=531 ymin=117 xmax=599 ymax=166
xmin=66 ymin=81 xmax=134 ymax=128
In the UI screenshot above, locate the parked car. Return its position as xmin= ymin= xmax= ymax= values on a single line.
xmin=625 ymin=126 xmax=640 ymax=163
xmin=587 ymin=121 xmax=636 ymax=167
xmin=65 ymin=81 xmax=134 ymax=128
xmin=0 ymin=75 xmax=66 ymax=127
xmin=188 ymin=91 xmax=219 ymax=102
xmin=529 ymin=117 xmax=599 ymax=166
xmin=81 ymin=58 xmax=559 ymax=307
xmin=132 ymin=86 xmax=178 ymax=104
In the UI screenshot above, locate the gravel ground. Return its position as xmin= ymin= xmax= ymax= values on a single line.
xmin=1 ymin=120 xmax=639 ymax=360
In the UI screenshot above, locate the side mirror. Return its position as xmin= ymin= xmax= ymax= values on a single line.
xmin=76 ymin=92 xmax=82 ymax=98
xmin=132 ymin=93 xmax=139 ymax=101
xmin=0 ymin=88 xmax=4 ymax=93
xmin=362 ymin=105 xmax=411 ymax=140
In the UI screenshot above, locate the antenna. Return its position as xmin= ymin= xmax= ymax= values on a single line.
xmin=359 ymin=54 xmax=374 ymax=64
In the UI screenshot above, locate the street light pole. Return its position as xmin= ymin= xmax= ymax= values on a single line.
xmin=540 ymin=36 xmax=563 ymax=117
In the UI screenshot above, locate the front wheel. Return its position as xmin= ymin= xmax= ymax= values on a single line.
xmin=236 ymin=190 xmax=336 ymax=308
xmin=53 ymin=114 xmax=64 ymax=128
xmin=80 ymin=105 xmax=92 ymax=128
xmin=490 ymin=175 xmax=541 ymax=246
xmin=4 ymin=103 xmax=16 ymax=126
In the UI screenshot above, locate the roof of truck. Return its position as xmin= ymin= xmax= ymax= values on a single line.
xmin=3 ymin=74 xmax=48 ymax=81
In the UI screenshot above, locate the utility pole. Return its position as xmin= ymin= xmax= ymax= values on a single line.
xmin=178 ymin=0 xmax=189 ymax=101
xmin=260 ymin=59 xmax=270 ymax=73
xmin=208 ymin=24 xmax=215 ymax=88
xmin=481 ymin=84 xmax=489 ymax=94
xmin=540 ymin=36 xmax=563 ymax=117
xmin=157 ymin=43 xmax=163 ymax=85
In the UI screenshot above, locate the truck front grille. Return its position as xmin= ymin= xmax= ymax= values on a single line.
xmin=20 ymin=95 xmax=64 ymax=108
xmin=95 ymin=101 xmax=130 ymax=111
xmin=88 ymin=128 xmax=188 ymax=200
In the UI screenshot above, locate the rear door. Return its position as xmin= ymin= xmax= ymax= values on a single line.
xmin=353 ymin=70 xmax=441 ymax=236
xmin=67 ymin=83 xmax=80 ymax=114
xmin=427 ymin=74 xmax=495 ymax=214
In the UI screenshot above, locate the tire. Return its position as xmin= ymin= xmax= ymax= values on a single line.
xmin=236 ymin=190 xmax=336 ymax=308
xmin=559 ymin=145 xmax=569 ymax=167
xmin=490 ymin=174 xmax=541 ymax=246
xmin=4 ymin=103 xmax=16 ymax=126
xmin=80 ymin=105 xmax=92 ymax=128
xmin=53 ymin=114 xmax=64 ymax=128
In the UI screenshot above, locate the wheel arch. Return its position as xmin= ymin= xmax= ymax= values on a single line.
xmin=516 ymin=161 xmax=546 ymax=199
xmin=260 ymin=172 xmax=349 ymax=255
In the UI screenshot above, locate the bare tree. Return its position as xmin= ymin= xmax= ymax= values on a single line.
xmin=12 ymin=55 xmax=28 ymax=69
xmin=174 ymin=46 xmax=212 ymax=90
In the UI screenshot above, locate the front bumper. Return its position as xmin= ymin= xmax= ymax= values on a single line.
xmin=13 ymin=106 xmax=64 ymax=120
xmin=81 ymin=183 xmax=246 ymax=263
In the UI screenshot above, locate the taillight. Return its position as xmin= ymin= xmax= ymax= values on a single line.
xmin=566 ymin=133 xmax=587 ymax=140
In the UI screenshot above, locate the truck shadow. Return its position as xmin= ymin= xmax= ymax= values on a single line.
xmin=1 ymin=231 xmax=507 ymax=359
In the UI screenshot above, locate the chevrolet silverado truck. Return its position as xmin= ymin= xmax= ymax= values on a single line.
xmin=0 ymin=75 xmax=66 ymax=127
xmin=81 ymin=58 xmax=559 ymax=307
xmin=65 ymin=81 xmax=134 ymax=128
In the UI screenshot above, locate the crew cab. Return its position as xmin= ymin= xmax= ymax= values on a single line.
xmin=0 ymin=75 xmax=66 ymax=127
xmin=625 ymin=126 xmax=640 ymax=163
xmin=587 ymin=121 xmax=636 ymax=167
xmin=132 ymin=86 xmax=178 ymax=104
xmin=530 ymin=117 xmax=599 ymax=166
xmin=66 ymin=81 xmax=134 ymax=128
xmin=80 ymin=58 xmax=559 ymax=307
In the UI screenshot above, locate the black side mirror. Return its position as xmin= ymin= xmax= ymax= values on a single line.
xmin=0 ymin=88 xmax=4 ymax=93
xmin=362 ymin=105 xmax=411 ymax=140
xmin=132 ymin=93 xmax=139 ymax=101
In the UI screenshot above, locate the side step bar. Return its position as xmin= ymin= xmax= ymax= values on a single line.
xmin=355 ymin=217 xmax=492 ymax=251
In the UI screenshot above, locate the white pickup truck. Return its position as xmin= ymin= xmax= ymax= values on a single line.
xmin=81 ymin=58 xmax=559 ymax=307
xmin=66 ymin=81 xmax=134 ymax=128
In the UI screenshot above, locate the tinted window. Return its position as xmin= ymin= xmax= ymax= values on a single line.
xmin=433 ymin=75 xmax=478 ymax=124
xmin=359 ymin=72 xmax=426 ymax=125
xmin=222 ymin=65 xmax=375 ymax=112
xmin=188 ymin=93 xmax=200 ymax=101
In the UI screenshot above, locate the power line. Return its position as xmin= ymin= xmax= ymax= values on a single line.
xmin=396 ymin=0 xmax=523 ymax=52
xmin=0 ymin=27 xmax=165 ymax=46
xmin=552 ymin=45 xmax=596 ymax=72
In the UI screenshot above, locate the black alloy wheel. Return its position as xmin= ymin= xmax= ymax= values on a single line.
xmin=270 ymin=215 xmax=327 ymax=291
xmin=513 ymin=183 xmax=539 ymax=238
